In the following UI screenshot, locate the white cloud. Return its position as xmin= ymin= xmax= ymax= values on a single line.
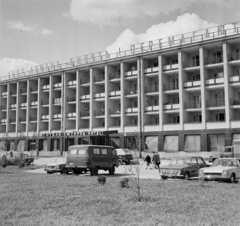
xmin=67 ymin=0 xmax=233 ymax=27
xmin=7 ymin=20 xmax=52 ymax=35
xmin=7 ymin=21 xmax=36 ymax=32
xmin=106 ymin=13 xmax=218 ymax=53
xmin=0 ymin=58 xmax=38 ymax=78
xmin=41 ymin=29 xmax=53 ymax=35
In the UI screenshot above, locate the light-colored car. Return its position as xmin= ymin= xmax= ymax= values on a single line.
xmin=115 ymin=148 xmax=133 ymax=165
xmin=199 ymin=158 xmax=240 ymax=183
xmin=44 ymin=162 xmax=69 ymax=174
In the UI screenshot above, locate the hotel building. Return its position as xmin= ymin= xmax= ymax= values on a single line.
xmin=0 ymin=21 xmax=240 ymax=157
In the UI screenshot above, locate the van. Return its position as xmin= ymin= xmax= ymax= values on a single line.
xmin=65 ymin=145 xmax=118 ymax=176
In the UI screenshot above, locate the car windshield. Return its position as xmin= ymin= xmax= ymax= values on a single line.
xmin=212 ymin=159 xmax=238 ymax=167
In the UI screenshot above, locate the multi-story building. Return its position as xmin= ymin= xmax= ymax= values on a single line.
xmin=0 ymin=21 xmax=240 ymax=157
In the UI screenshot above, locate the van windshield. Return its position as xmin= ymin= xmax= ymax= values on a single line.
xmin=69 ymin=147 xmax=87 ymax=155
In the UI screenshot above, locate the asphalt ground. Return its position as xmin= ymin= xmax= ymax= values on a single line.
xmin=25 ymin=157 xmax=171 ymax=180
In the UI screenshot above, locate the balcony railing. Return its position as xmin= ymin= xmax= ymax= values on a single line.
xmin=53 ymin=98 xmax=61 ymax=104
xmin=41 ymin=115 xmax=49 ymax=120
xmin=184 ymin=80 xmax=201 ymax=88
xmin=30 ymin=101 xmax=38 ymax=107
xmin=144 ymin=67 xmax=158 ymax=74
xmin=67 ymin=80 xmax=77 ymax=86
xmin=1 ymin=92 xmax=7 ymax=97
xmin=184 ymin=101 xmax=201 ymax=109
xmin=230 ymin=97 xmax=240 ymax=106
xmin=163 ymin=63 xmax=178 ymax=71
xmin=204 ymin=56 xmax=223 ymax=65
xmin=94 ymin=109 xmax=105 ymax=116
xmin=228 ymin=53 xmax=240 ymax=61
xmin=67 ymin=112 xmax=76 ymax=118
xmin=80 ymin=111 xmax=90 ymax=117
xmin=109 ymin=108 xmax=121 ymax=114
xmin=206 ymin=99 xmax=225 ymax=107
xmin=53 ymin=114 xmax=61 ymax=119
xmin=30 ymin=115 xmax=37 ymax=121
xmin=229 ymin=75 xmax=240 ymax=83
xmin=163 ymin=104 xmax=180 ymax=110
xmin=109 ymin=90 xmax=121 ymax=97
xmin=0 ymin=105 xmax=7 ymax=110
xmin=94 ymin=92 xmax=105 ymax=98
xmin=10 ymin=89 xmax=17 ymax=95
xmin=145 ymin=105 xmax=159 ymax=111
xmin=94 ymin=75 xmax=105 ymax=82
xmin=125 ymin=70 xmax=138 ymax=77
xmin=145 ymin=85 xmax=159 ymax=93
xmin=80 ymin=94 xmax=90 ymax=100
xmin=125 ymin=88 xmax=138 ymax=95
xmin=67 ymin=96 xmax=76 ymax=102
xmin=53 ymin=83 xmax=62 ymax=89
xmin=80 ymin=77 xmax=90 ymax=84
xmin=183 ymin=59 xmax=200 ymax=68
xmin=19 ymin=116 xmax=26 ymax=122
xmin=10 ymin=104 xmax=16 ymax=109
xmin=163 ymin=83 xmax=179 ymax=91
xmin=10 ymin=117 xmax=16 ymax=123
xmin=109 ymin=72 xmax=120 ymax=80
xmin=20 ymin=88 xmax=27 ymax=94
xmin=205 ymin=77 xmax=224 ymax=85
xmin=20 ymin=103 xmax=27 ymax=108
xmin=41 ymin=85 xmax=49 ymax=90
xmin=41 ymin=99 xmax=49 ymax=105
xmin=30 ymin=86 xmax=38 ymax=92
xmin=125 ymin=107 xmax=138 ymax=113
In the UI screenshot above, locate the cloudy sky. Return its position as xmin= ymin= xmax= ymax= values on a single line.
xmin=0 ymin=0 xmax=240 ymax=77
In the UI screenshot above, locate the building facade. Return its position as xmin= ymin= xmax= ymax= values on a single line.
xmin=0 ymin=22 xmax=240 ymax=157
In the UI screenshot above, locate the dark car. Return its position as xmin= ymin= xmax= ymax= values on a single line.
xmin=160 ymin=157 xmax=208 ymax=180
xmin=7 ymin=153 xmax=34 ymax=166
xmin=115 ymin=148 xmax=133 ymax=165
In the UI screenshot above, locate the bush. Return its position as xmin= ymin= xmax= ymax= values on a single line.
xmin=0 ymin=154 xmax=8 ymax=169
xmin=97 ymin=175 xmax=106 ymax=186
xmin=18 ymin=162 xmax=25 ymax=168
xmin=119 ymin=177 xmax=129 ymax=188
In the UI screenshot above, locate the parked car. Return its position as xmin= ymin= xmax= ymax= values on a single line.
xmin=160 ymin=156 xmax=208 ymax=180
xmin=115 ymin=148 xmax=133 ymax=165
xmin=7 ymin=153 xmax=34 ymax=166
xmin=44 ymin=162 xmax=70 ymax=174
xmin=65 ymin=145 xmax=118 ymax=176
xmin=199 ymin=158 xmax=240 ymax=183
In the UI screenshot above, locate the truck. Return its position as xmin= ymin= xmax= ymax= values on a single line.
xmin=209 ymin=139 xmax=240 ymax=162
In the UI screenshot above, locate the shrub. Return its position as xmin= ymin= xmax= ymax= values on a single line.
xmin=97 ymin=175 xmax=106 ymax=186
xmin=18 ymin=162 xmax=25 ymax=168
xmin=119 ymin=177 xmax=129 ymax=188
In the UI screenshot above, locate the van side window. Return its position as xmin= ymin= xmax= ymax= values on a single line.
xmin=102 ymin=149 xmax=107 ymax=155
xmin=69 ymin=149 xmax=78 ymax=155
xmin=93 ymin=148 xmax=100 ymax=154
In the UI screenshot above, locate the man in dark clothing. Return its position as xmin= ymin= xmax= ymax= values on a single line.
xmin=152 ymin=152 xmax=160 ymax=169
xmin=144 ymin=154 xmax=151 ymax=169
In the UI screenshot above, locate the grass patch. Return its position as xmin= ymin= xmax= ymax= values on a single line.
xmin=0 ymin=166 xmax=240 ymax=226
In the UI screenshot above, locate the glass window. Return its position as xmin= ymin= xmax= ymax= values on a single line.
xmin=93 ymin=148 xmax=100 ymax=154
xmin=177 ymin=159 xmax=184 ymax=164
xmin=102 ymin=149 xmax=107 ymax=155
xmin=184 ymin=135 xmax=201 ymax=152
xmin=208 ymin=134 xmax=225 ymax=152
xmin=125 ymin=136 xmax=137 ymax=150
xmin=144 ymin=136 xmax=158 ymax=152
xmin=39 ymin=139 xmax=48 ymax=151
xmin=233 ymin=134 xmax=240 ymax=140
xmin=163 ymin=136 xmax=179 ymax=152
xmin=110 ymin=137 xmax=120 ymax=148
xmin=69 ymin=149 xmax=78 ymax=155
xmin=197 ymin=158 xmax=204 ymax=164
xmin=78 ymin=137 xmax=89 ymax=144
xmin=78 ymin=149 xmax=86 ymax=155
xmin=191 ymin=158 xmax=197 ymax=164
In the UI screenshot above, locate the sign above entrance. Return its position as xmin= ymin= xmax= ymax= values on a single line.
xmin=41 ymin=131 xmax=104 ymax=137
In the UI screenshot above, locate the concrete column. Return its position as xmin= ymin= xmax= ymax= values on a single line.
xmin=120 ymin=62 xmax=125 ymax=132
xmin=49 ymin=76 xmax=53 ymax=132
xmin=26 ymin=80 xmax=30 ymax=135
xmin=76 ymin=70 xmax=80 ymax=131
xmin=37 ymin=78 xmax=41 ymax=134
xmin=158 ymin=55 xmax=163 ymax=131
xmin=139 ymin=58 xmax=144 ymax=134
xmin=16 ymin=81 xmax=20 ymax=135
xmin=223 ymin=42 xmax=230 ymax=128
xmin=89 ymin=68 xmax=93 ymax=131
xmin=199 ymin=46 xmax=206 ymax=129
xmin=6 ymin=84 xmax=10 ymax=134
xmin=105 ymin=65 xmax=108 ymax=130
xmin=62 ymin=73 xmax=66 ymax=131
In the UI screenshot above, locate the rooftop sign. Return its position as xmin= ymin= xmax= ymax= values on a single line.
xmin=1 ymin=21 xmax=239 ymax=83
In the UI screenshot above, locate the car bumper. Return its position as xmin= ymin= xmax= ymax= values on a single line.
xmin=45 ymin=169 xmax=61 ymax=173
xmin=200 ymin=175 xmax=229 ymax=181
xmin=160 ymin=173 xmax=184 ymax=179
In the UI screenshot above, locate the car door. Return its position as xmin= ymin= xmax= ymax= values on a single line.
xmin=197 ymin=157 xmax=206 ymax=168
xmin=101 ymin=148 xmax=110 ymax=168
xmin=189 ymin=157 xmax=199 ymax=176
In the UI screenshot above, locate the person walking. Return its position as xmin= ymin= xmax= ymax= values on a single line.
xmin=152 ymin=151 xmax=160 ymax=169
xmin=144 ymin=154 xmax=151 ymax=169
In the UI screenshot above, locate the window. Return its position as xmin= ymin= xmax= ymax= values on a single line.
xmin=193 ymin=74 xmax=200 ymax=81
xmin=51 ymin=139 xmax=60 ymax=151
xmin=191 ymin=158 xmax=197 ymax=164
xmin=216 ymin=113 xmax=225 ymax=121
xmin=144 ymin=136 xmax=158 ymax=152
xmin=39 ymin=139 xmax=48 ymax=151
xmin=173 ymin=116 xmax=179 ymax=123
xmin=163 ymin=136 xmax=179 ymax=152
xmin=197 ymin=158 xmax=204 ymax=164
xmin=153 ymin=62 xmax=158 ymax=67
xmin=233 ymin=134 xmax=240 ymax=141
xmin=69 ymin=149 xmax=78 ymax=155
xmin=78 ymin=138 xmax=89 ymax=144
xmin=110 ymin=137 xmax=120 ymax=148
xmin=155 ymin=117 xmax=159 ymax=124
xmin=208 ymin=134 xmax=225 ymax=152
xmin=184 ymin=135 xmax=201 ymax=152
xmin=93 ymin=148 xmax=100 ymax=154
xmin=125 ymin=136 xmax=137 ymax=150
xmin=102 ymin=149 xmax=107 ymax=154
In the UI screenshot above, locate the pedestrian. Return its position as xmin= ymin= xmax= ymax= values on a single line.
xmin=144 ymin=154 xmax=151 ymax=169
xmin=152 ymin=151 xmax=160 ymax=169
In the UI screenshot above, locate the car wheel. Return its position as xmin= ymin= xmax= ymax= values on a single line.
xmin=47 ymin=172 xmax=52 ymax=174
xmin=109 ymin=166 xmax=115 ymax=175
xmin=184 ymin=172 xmax=190 ymax=180
xmin=90 ymin=168 xmax=94 ymax=176
xmin=73 ymin=169 xmax=80 ymax=175
xmin=229 ymin=174 xmax=236 ymax=183
xmin=61 ymin=168 xmax=68 ymax=175
xmin=93 ymin=167 xmax=98 ymax=176
xmin=84 ymin=169 xmax=87 ymax=174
